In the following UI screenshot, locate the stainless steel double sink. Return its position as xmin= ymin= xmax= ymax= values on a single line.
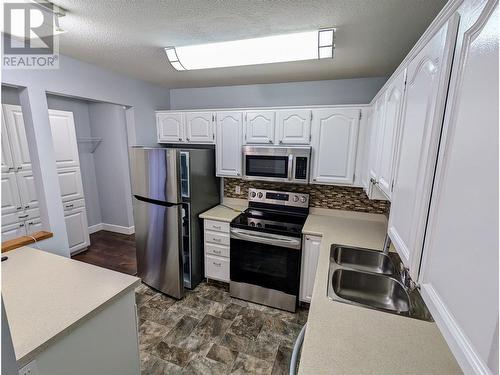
xmin=327 ymin=245 xmax=433 ymax=321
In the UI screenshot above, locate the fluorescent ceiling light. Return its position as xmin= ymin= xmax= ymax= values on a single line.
xmin=165 ymin=28 xmax=335 ymax=71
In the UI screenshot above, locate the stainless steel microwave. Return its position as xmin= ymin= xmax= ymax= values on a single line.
xmin=242 ymin=146 xmax=311 ymax=184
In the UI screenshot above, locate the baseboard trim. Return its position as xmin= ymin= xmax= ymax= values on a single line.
xmin=88 ymin=223 xmax=135 ymax=235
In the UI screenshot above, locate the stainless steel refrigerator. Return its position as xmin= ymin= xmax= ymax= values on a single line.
xmin=130 ymin=147 xmax=220 ymax=299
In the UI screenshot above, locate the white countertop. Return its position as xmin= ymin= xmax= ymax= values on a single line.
xmin=299 ymin=210 xmax=461 ymax=375
xmin=199 ymin=199 xmax=247 ymax=222
xmin=2 ymin=247 xmax=140 ymax=366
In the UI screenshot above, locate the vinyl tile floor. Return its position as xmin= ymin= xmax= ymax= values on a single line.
xmin=136 ymin=281 xmax=308 ymax=375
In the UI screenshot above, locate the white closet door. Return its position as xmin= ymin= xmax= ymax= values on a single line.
xmin=58 ymin=167 xmax=84 ymax=202
xmin=64 ymin=206 xmax=90 ymax=254
xmin=16 ymin=170 xmax=39 ymax=210
xmin=310 ymin=108 xmax=360 ymax=185
xmin=185 ymin=112 xmax=214 ymax=143
xmin=1 ymin=112 xmax=15 ymax=173
xmin=3 ymin=104 xmax=32 ymax=171
xmin=1 ymin=172 xmax=22 ymax=215
xmin=245 ymin=111 xmax=275 ymax=144
xmin=216 ymin=112 xmax=243 ymax=177
xmin=277 ymin=109 xmax=311 ymax=144
xmin=388 ymin=18 xmax=458 ymax=279
xmin=48 ymin=109 xmax=80 ymax=168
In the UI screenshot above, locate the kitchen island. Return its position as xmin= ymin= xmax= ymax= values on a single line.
xmin=299 ymin=210 xmax=460 ymax=374
xmin=2 ymin=246 xmax=141 ymax=374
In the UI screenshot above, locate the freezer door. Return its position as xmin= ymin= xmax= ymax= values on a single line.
xmin=134 ymin=196 xmax=184 ymax=298
xmin=130 ymin=147 xmax=181 ymax=203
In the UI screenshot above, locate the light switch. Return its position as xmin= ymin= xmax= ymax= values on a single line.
xmin=235 ymin=185 xmax=241 ymax=194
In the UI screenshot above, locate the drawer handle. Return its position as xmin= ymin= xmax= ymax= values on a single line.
xmin=213 ymin=238 xmax=221 ymax=242
xmin=16 ymin=206 xmax=22 ymax=211
xmin=212 ymin=225 xmax=222 ymax=230
xmin=213 ymin=249 xmax=221 ymax=254
xmin=65 ymin=204 xmax=74 ymax=208
xmin=213 ymin=262 xmax=221 ymax=267
xmin=18 ymin=214 xmax=29 ymax=219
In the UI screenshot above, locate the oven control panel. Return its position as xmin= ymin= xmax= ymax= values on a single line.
xmin=248 ymin=188 xmax=309 ymax=208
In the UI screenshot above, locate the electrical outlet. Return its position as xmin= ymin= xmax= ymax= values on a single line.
xmin=19 ymin=360 xmax=39 ymax=375
xmin=235 ymin=185 xmax=241 ymax=194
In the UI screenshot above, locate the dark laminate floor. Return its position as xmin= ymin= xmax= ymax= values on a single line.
xmin=72 ymin=231 xmax=137 ymax=275
xmin=136 ymin=281 xmax=308 ymax=375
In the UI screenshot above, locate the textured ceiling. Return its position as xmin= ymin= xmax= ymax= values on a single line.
xmin=54 ymin=0 xmax=447 ymax=88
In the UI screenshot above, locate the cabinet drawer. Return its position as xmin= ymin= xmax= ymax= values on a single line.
xmin=204 ymin=230 xmax=230 ymax=246
xmin=63 ymin=198 xmax=85 ymax=211
xmin=205 ymin=243 xmax=230 ymax=258
xmin=204 ymin=219 xmax=229 ymax=233
xmin=205 ymin=255 xmax=229 ymax=282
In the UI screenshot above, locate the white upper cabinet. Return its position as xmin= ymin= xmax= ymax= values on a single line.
xmin=48 ymin=109 xmax=80 ymax=168
xmin=310 ymin=108 xmax=360 ymax=185
xmin=185 ymin=112 xmax=215 ymax=143
xmin=1 ymin=172 xmax=21 ymax=215
xmin=244 ymin=111 xmax=275 ymax=144
xmin=367 ymin=98 xmax=385 ymax=183
xmin=276 ymin=109 xmax=311 ymax=144
xmin=216 ymin=112 xmax=243 ymax=177
xmin=157 ymin=112 xmax=184 ymax=143
xmin=3 ymin=104 xmax=32 ymax=171
xmin=388 ymin=18 xmax=458 ymax=278
xmin=377 ymin=69 xmax=406 ymax=198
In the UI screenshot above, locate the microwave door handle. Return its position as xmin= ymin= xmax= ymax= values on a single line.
xmin=288 ymin=154 xmax=294 ymax=181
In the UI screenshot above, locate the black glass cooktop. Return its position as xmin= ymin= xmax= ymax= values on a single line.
xmin=230 ymin=208 xmax=307 ymax=237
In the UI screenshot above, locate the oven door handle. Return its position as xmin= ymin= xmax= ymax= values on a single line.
xmin=230 ymin=228 xmax=301 ymax=250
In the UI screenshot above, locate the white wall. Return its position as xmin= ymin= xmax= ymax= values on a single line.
xmin=170 ymin=77 xmax=387 ymax=109
xmin=2 ymin=45 xmax=170 ymax=256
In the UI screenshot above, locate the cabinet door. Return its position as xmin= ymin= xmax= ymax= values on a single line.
xmin=1 ymin=222 xmax=26 ymax=242
xmin=378 ymin=69 xmax=406 ymax=198
xmin=1 ymin=172 xmax=22 ymax=215
xmin=388 ymin=18 xmax=458 ymax=278
xmin=48 ymin=109 xmax=80 ymax=168
xmin=244 ymin=111 xmax=275 ymax=144
xmin=1 ymin=112 xmax=15 ymax=173
xmin=3 ymin=104 xmax=32 ymax=171
xmin=16 ymin=170 xmax=39 ymax=210
xmin=300 ymin=235 xmax=322 ymax=303
xmin=310 ymin=108 xmax=360 ymax=185
xmin=157 ymin=112 xmax=184 ymax=143
xmin=185 ymin=112 xmax=214 ymax=143
xmin=64 ymin=206 xmax=90 ymax=255
xmin=216 ymin=112 xmax=243 ymax=177
xmin=367 ymin=98 xmax=385 ymax=182
xmin=277 ymin=109 xmax=311 ymax=144
xmin=25 ymin=218 xmax=43 ymax=235
xmin=58 ymin=167 xmax=84 ymax=202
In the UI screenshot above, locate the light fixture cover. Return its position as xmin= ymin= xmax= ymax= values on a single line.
xmin=165 ymin=28 xmax=334 ymax=71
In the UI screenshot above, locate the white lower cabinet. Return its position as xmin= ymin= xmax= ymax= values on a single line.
xmin=203 ymin=219 xmax=230 ymax=282
xmin=300 ymin=235 xmax=322 ymax=303
xmin=64 ymin=206 xmax=90 ymax=254
xmin=2 ymin=222 xmax=27 ymax=242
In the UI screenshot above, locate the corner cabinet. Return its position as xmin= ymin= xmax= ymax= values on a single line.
xmin=310 ymin=108 xmax=360 ymax=185
xmin=299 ymin=235 xmax=322 ymax=303
xmin=215 ymin=112 xmax=243 ymax=178
xmin=157 ymin=112 xmax=184 ymax=143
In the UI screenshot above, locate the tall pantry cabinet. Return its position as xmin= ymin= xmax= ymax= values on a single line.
xmin=1 ymin=105 xmax=42 ymax=241
xmin=48 ymin=109 xmax=90 ymax=255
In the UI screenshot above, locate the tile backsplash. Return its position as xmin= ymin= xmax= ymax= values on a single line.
xmin=224 ymin=178 xmax=390 ymax=215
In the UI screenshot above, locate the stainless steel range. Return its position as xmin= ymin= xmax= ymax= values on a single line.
xmin=229 ymin=188 xmax=309 ymax=312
